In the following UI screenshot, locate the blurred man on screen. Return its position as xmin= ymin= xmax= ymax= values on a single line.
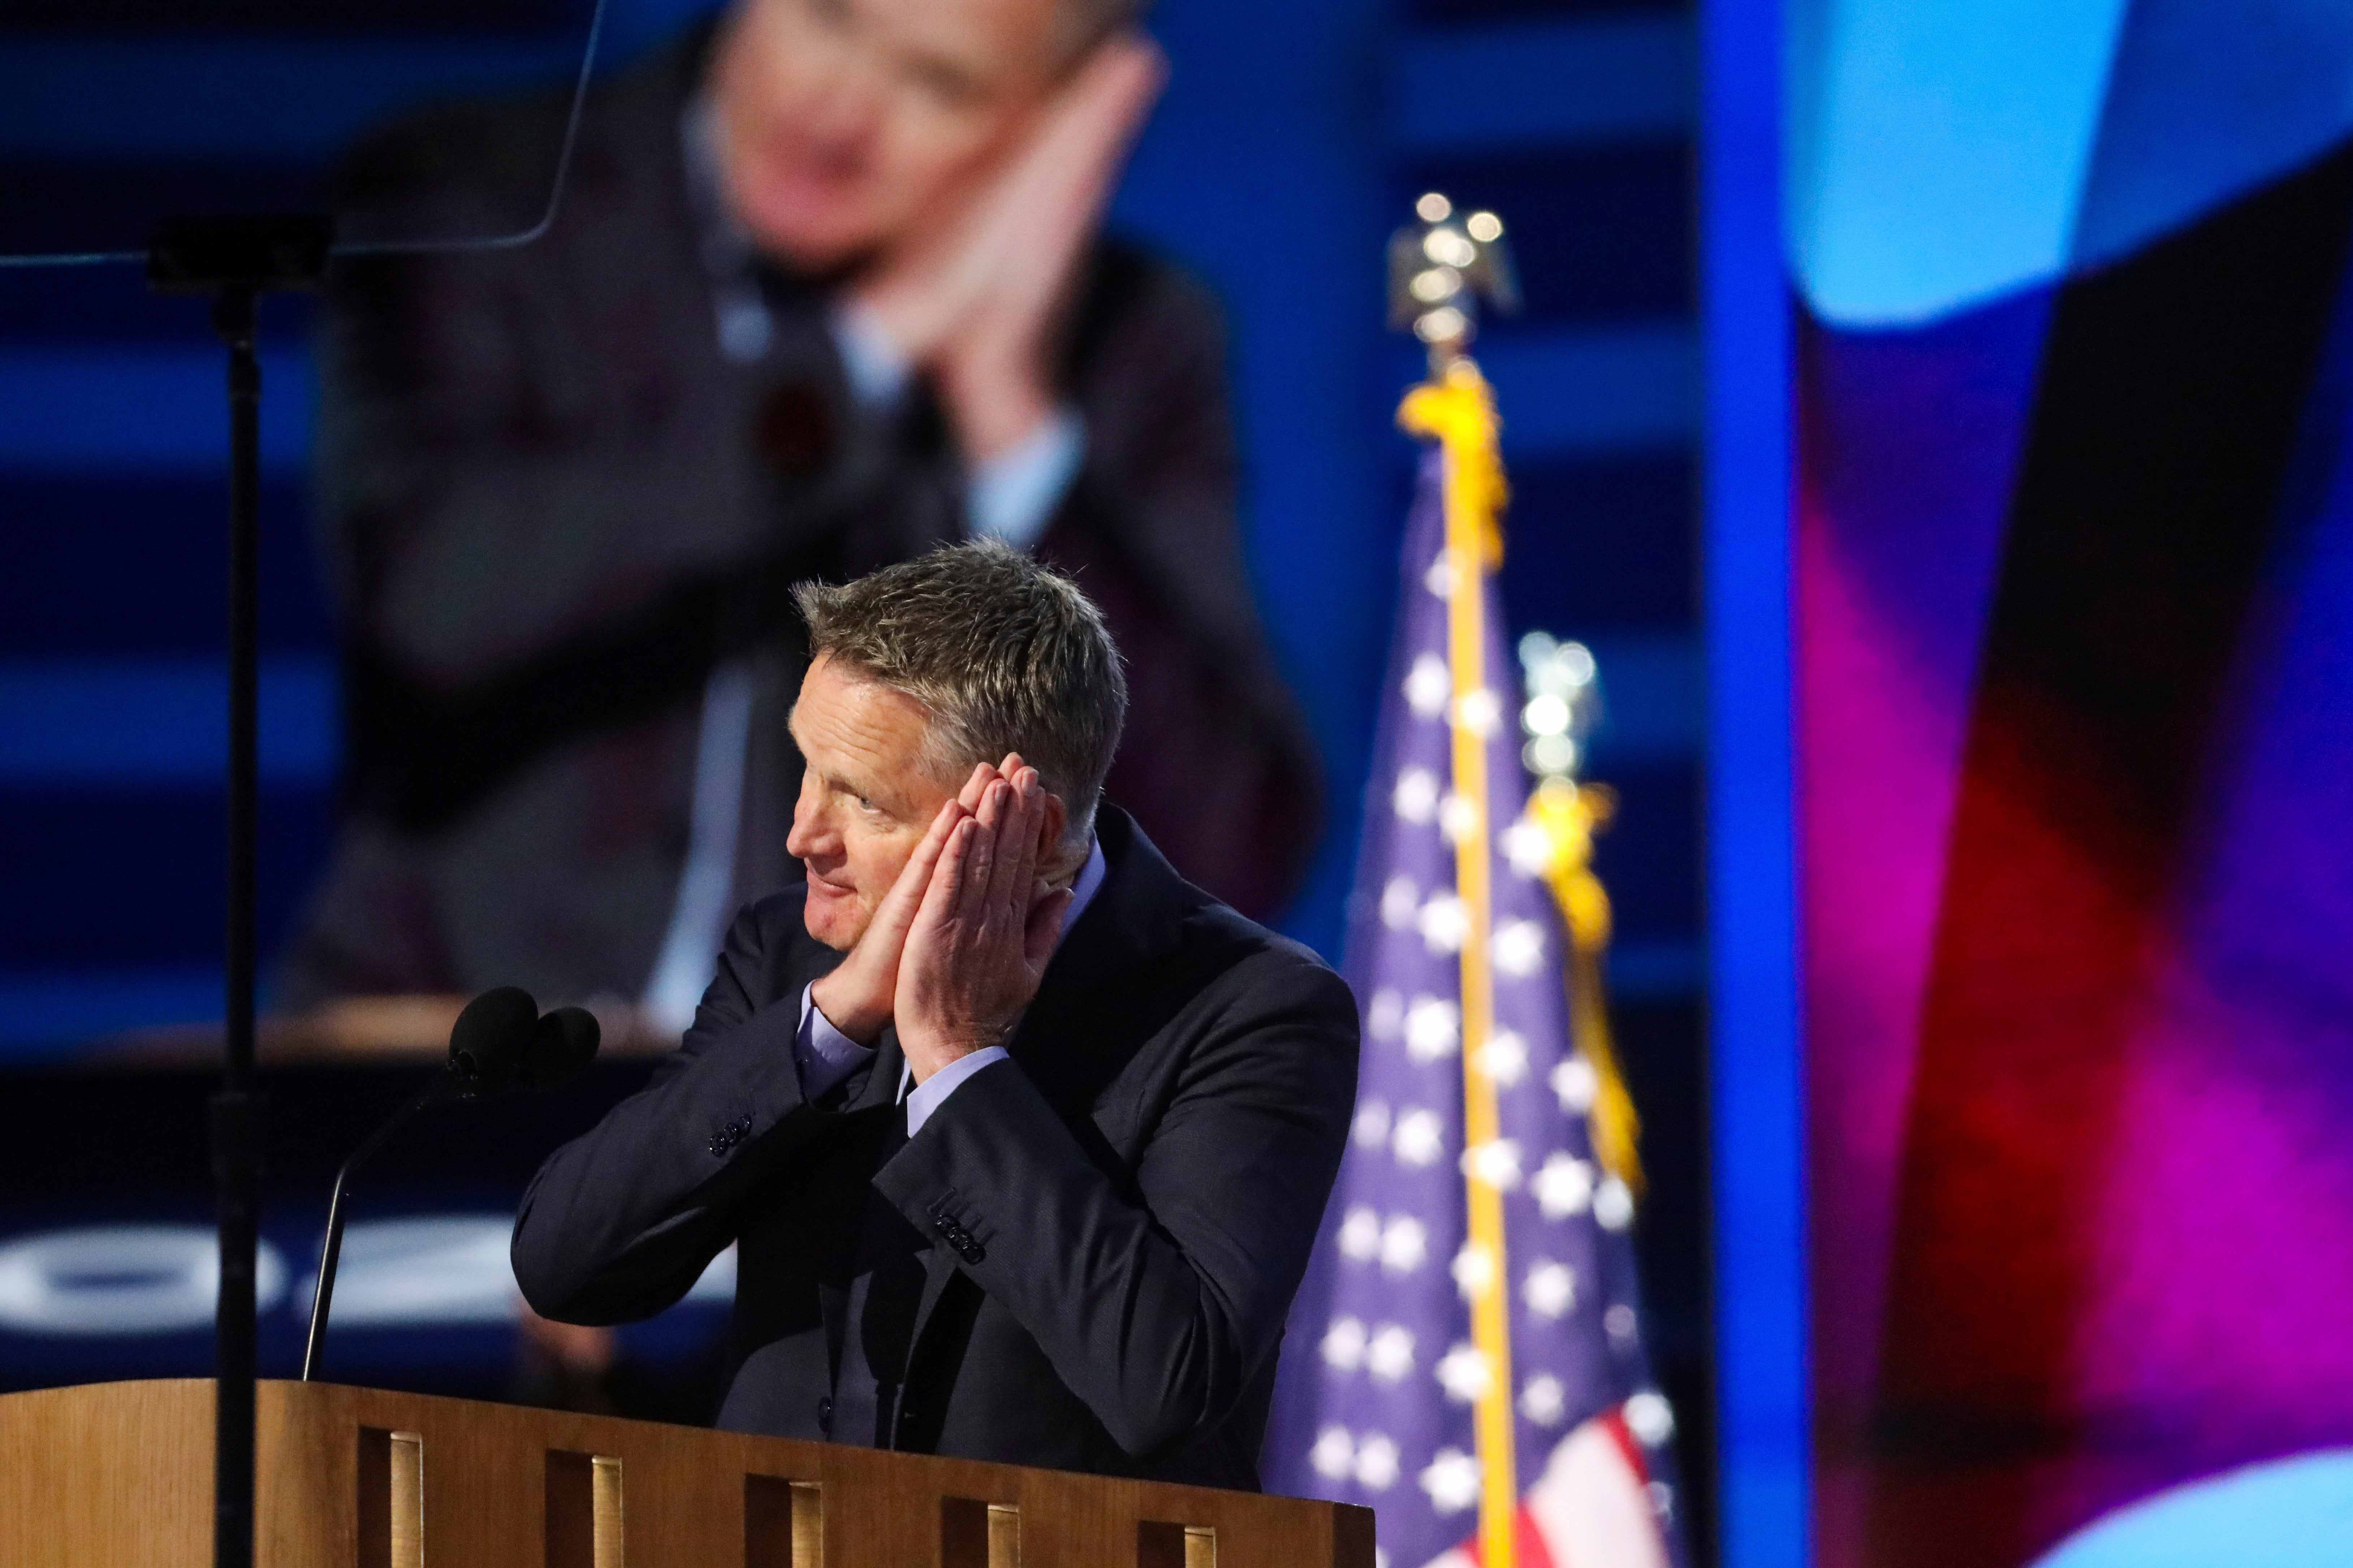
xmin=284 ymin=0 xmax=1319 ymax=1019
xmin=511 ymin=544 xmax=1357 ymax=1479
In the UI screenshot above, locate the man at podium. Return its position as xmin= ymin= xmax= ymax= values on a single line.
xmin=512 ymin=543 xmax=1359 ymax=1490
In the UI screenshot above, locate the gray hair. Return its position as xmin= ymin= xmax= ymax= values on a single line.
xmin=793 ymin=541 xmax=1128 ymax=845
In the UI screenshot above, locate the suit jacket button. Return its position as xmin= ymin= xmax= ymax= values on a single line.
xmin=816 ymin=1396 xmax=833 ymax=1434
xmin=959 ymin=1242 xmax=984 ymax=1265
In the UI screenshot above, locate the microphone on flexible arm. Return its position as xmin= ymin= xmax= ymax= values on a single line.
xmin=299 ymin=988 xmax=599 ymax=1381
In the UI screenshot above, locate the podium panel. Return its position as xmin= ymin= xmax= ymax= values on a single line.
xmin=0 ymin=1379 xmax=1374 ymax=1568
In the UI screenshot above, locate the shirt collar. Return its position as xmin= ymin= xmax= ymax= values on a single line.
xmin=1061 ymin=837 xmax=1108 ymax=940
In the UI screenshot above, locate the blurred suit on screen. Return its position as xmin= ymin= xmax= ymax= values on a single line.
xmin=282 ymin=0 xmax=1320 ymax=1015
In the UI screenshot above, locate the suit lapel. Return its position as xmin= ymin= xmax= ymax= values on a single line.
xmin=1002 ymin=808 xmax=1195 ymax=1120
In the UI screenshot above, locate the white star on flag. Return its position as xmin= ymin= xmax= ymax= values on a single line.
xmin=1391 ymin=1108 xmax=1445 ymax=1167
xmin=1625 ymin=1391 xmax=1676 ymax=1446
xmin=1523 ymin=1260 xmax=1577 ymax=1319
xmin=1416 ymin=893 xmax=1468 ymax=955
xmin=1404 ymin=653 xmax=1450 ymax=717
xmin=1423 ymin=552 xmax=1455 ymax=600
xmin=1533 ymin=1152 xmax=1596 ymax=1218
xmin=1366 ymin=1324 xmax=1417 ymax=1383
xmin=1502 ymin=816 xmax=1555 ymax=878
xmin=1354 ymin=1433 xmax=1402 ymax=1491
xmin=1403 ymin=996 xmax=1460 ymax=1061
xmin=1493 ymin=919 xmax=1546 ymax=977
xmin=1435 ymin=1342 xmax=1493 ymax=1404
xmin=1594 ymin=1176 xmax=1635 ymax=1232
xmin=1321 ymin=1316 xmax=1368 ymax=1370
xmin=1378 ymin=1214 xmax=1429 ymax=1275
xmin=1366 ymin=988 xmax=1403 ymax=1041
xmin=1419 ymin=1448 xmax=1482 ymax=1515
xmin=1438 ymin=791 xmax=1480 ymax=845
xmin=1473 ymin=1029 xmax=1529 ymax=1085
xmin=1337 ymin=1206 xmax=1382 ymax=1260
xmin=1455 ymin=688 xmax=1503 ymax=737
xmin=1519 ymin=1373 xmax=1567 ymax=1426
xmin=1551 ymin=1055 xmax=1598 ymax=1113
xmin=1393 ymin=767 xmax=1440 ymax=824
xmin=1460 ymin=1137 xmax=1523 ymax=1191
xmin=1352 ymin=1099 xmax=1391 ymax=1149
xmin=1381 ymin=875 xmax=1420 ymax=930
xmin=1449 ymin=1241 xmax=1496 ymax=1302
xmin=1311 ymin=1426 xmax=1355 ymax=1480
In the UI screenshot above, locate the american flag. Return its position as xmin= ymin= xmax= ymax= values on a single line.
xmin=1265 ymin=446 xmax=1686 ymax=1568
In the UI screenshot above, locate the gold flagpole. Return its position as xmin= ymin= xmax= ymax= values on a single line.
xmin=1393 ymin=193 xmax=1520 ymax=1568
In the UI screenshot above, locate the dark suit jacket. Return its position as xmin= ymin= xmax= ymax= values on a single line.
xmin=281 ymin=27 xmax=1320 ymax=1007
xmin=510 ymin=809 xmax=1357 ymax=1487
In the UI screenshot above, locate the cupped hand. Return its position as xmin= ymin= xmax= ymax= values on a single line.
xmin=851 ymin=35 xmax=1167 ymax=461
xmin=807 ymin=761 xmax=998 ymax=1044
xmin=894 ymin=760 xmax=1075 ymax=1080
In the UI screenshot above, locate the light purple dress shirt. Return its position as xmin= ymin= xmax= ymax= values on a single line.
xmin=793 ymin=837 xmax=1109 ymax=1132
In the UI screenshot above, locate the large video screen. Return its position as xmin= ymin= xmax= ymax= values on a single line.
xmin=1792 ymin=3 xmax=2353 ymax=1563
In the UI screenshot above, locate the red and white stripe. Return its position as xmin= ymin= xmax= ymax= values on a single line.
xmin=1419 ymin=1404 xmax=1672 ymax=1568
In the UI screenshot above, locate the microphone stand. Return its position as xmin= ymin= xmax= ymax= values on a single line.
xmin=147 ymin=213 xmax=332 ymax=1568
xmin=299 ymin=1074 xmax=453 ymax=1382
xmin=301 ymin=988 xmax=593 ymax=1382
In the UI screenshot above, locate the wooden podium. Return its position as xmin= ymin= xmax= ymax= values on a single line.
xmin=0 ymin=1380 xmax=1372 ymax=1568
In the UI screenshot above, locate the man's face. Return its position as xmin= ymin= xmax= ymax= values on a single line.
xmin=785 ymin=654 xmax=959 ymax=950
xmin=710 ymin=0 xmax=1065 ymax=269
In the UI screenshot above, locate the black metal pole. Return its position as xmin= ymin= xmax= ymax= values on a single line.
xmin=212 ymin=282 xmax=262 ymax=1568
xmin=145 ymin=213 xmax=329 ymax=1568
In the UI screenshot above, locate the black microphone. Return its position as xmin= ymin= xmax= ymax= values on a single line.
xmin=300 ymin=989 xmax=600 ymax=1381
xmin=525 ymin=1004 xmax=601 ymax=1089
xmin=446 ymin=984 xmax=538 ymax=1093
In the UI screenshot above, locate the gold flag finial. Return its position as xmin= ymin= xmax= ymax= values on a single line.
xmin=1389 ymin=191 xmax=1520 ymax=375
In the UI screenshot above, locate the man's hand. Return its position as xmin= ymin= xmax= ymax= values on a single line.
xmin=808 ymin=762 xmax=997 ymax=1044
xmin=895 ymin=761 xmax=1074 ymax=1081
xmin=852 ymin=36 xmax=1166 ymax=462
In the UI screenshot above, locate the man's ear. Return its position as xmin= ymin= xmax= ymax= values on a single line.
xmin=1037 ymin=791 xmax=1068 ymax=854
